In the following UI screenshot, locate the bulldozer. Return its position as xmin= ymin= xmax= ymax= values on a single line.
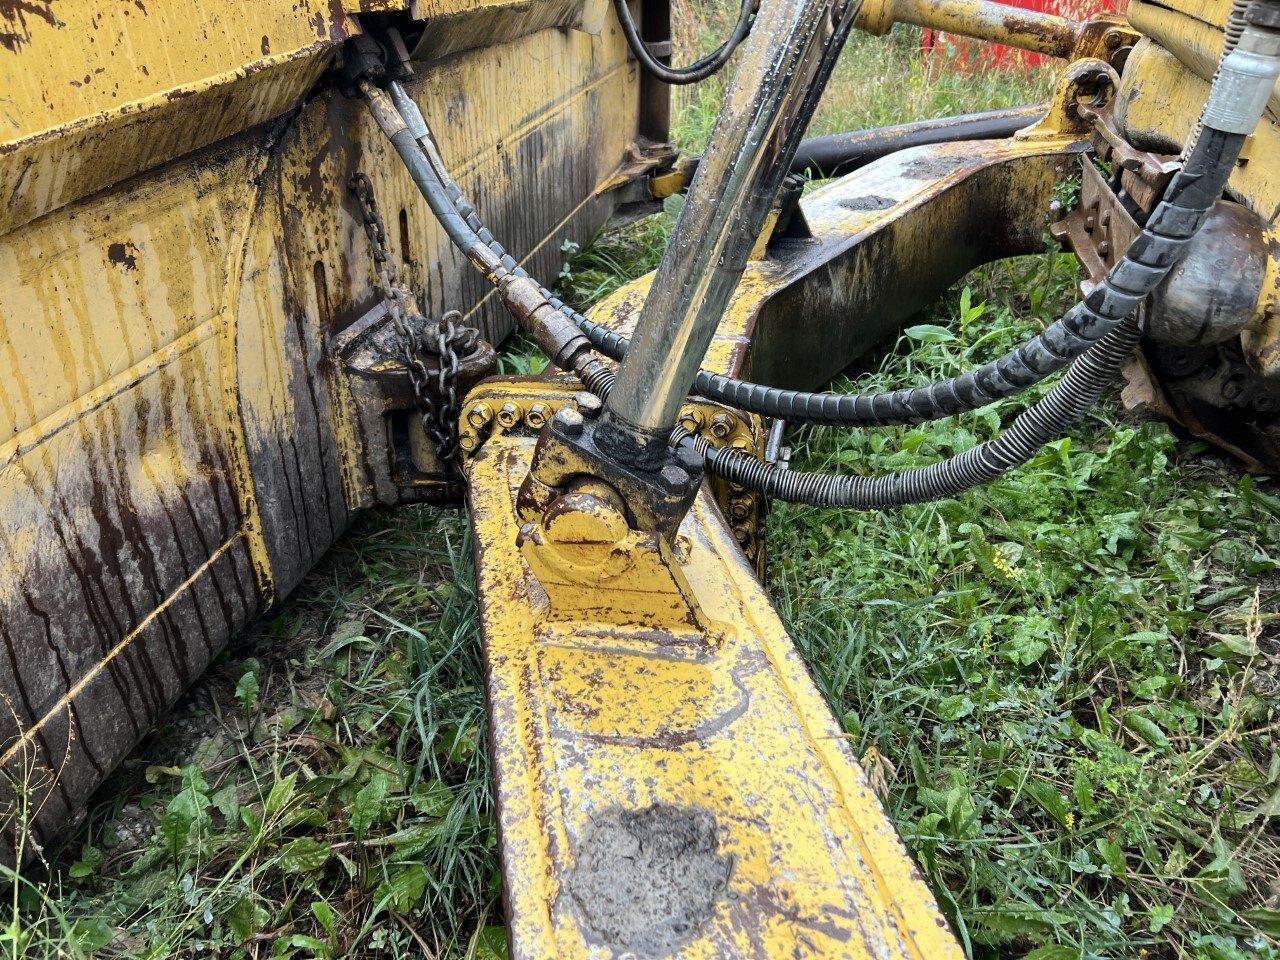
xmin=2 ymin=0 xmax=1278 ymax=955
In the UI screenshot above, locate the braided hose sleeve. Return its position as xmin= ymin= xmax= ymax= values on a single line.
xmin=683 ymin=317 xmax=1141 ymax=508
xmin=687 ymin=126 xmax=1243 ymax=425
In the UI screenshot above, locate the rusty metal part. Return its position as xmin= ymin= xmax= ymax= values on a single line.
xmin=331 ymin=300 xmax=496 ymax=501
xmin=855 ymin=0 xmax=1138 ymax=66
xmin=459 ymin=380 xmax=769 ymax=570
xmin=466 ymin=433 xmax=964 ymax=959
xmin=1052 ymin=72 xmax=1280 ymax=466
xmin=1050 ymin=154 xmax=1144 ymax=291
xmin=348 ymin=171 xmax=489 ymax=468
xmin=1076 ymin=100 xmax=1181 ymax=212
xmin=1136 ymin=339 xmax=1280 ymax=472
xmin=1053 ymin=155 xmax=1272 ymax=347
xmin=0 ymin=0 xmax=664 ymax=858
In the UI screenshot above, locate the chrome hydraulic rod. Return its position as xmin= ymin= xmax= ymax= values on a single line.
xmin=596 ymin=0 xmax=862 ymax=463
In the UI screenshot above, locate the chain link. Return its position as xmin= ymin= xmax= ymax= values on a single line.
xmin=348 ymin=172 xmax=479 ymax=470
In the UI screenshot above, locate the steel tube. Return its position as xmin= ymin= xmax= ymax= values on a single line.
xmin=600 ymin=0 xmax=861 ymax=454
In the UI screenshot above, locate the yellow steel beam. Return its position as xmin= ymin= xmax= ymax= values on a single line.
xmin=467 ymin=430 xmax=964 ymax=959
xmin=464 ymin=109 xmax=1095 ymax=959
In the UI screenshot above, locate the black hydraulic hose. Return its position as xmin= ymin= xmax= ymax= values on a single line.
xmin=387 ymin=0 xmax=1257 ymax=437
xmin=693 ymin=125 xmax=1246 ymax=427
xmin=401 ymin=79 xmax=1241 ymax=430
xmin=612 ymin=0 xmax=756 ymax=85
xmin=681 ymin=316 xmax=1141 ymax=508
xmin=790 ymin=104 xmax=1047 ymax=180
xmin=364 ymin=83 xmax=615 ymax=390
xmin=360 ymin=82 xmax=510 ymax=283
xmin=368 ymin=0 xmax=1276 ymax=510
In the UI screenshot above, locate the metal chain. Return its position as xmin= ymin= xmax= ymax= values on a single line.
xmin=348 ymin=172 xmax=478 ymax=469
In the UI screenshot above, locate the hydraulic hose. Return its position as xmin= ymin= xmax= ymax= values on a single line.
xmin=612 ymin=0 xmax=756 ymax=85
xmin=790 ymin=104 xmax=1047 ymax=180
xmin=412 ymin=117 xmax=1240 ymax=430
xmin=691 ymin=125 xmax=1245 ymax=427
xmin=679 ymin=316 xmax=1141 ymax=508
xmin=388 ymin=77 xmax=1242 ymax=429
xmin=362 ymin=82 xmax=616 ymax=393
xmin=369 ymin=0 xmax=1278 ymax=507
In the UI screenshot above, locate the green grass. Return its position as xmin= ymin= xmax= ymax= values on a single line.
xmin=771 ymin=267 xmax=1280 ymax=959
xmin=7 ymin=7 xmax=1280 ymax=960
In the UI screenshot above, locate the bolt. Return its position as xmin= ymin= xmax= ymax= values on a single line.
xmin=1084 ymin=215 xmax=1095 ymax=233
xmin=526 ymin=402 xmax=550 ymax=429
xmin=729 ymin=499 xmax=751 ymax=520
xmin=1104 ymin=29 xmax=1122 ymax=48
xmin=554 ymin=407 xmax=584 ymax=437
xmin=574 ymin=392 xmax=603 ymax=419
xmin=458 ymin=432 xmax=479 ymax=453
xmin=498 ymin=402 xmax=522 ymax=428
xmin=466 ymin=403 xmax=494 ymax=429
xmin=1221 ymin=375 xmax=1246 ymax=402
xmin=709 ymin=413 xmax=735 ymax=440
xmin=679 ymin=408 xmax=705 ymax=433
xmin=1097 ymin=240 xmax=1111 ymax=257
xmin=733 ymin=528 xmax=750 ymax=545
xmin=660 ymin=463 xmax=688 ymax=490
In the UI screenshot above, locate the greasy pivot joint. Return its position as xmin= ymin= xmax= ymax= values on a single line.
xmin=518 ymin=395 xmax=704 ymax=539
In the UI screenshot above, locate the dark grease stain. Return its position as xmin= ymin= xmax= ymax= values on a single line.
xmin=0 ymin=0 xmax=63 ymax=53
xmin=841 ymin=194 xmax=897 ymax=212
xmin=107 ymin=242 xmax=138 ymax=270
xmin=902 ymin=155 xmax=963 ymax=180
xmin=566 ymin=804 xmax=732 ymax=957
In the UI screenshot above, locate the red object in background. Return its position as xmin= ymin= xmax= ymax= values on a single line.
xmin=921 ymin=0 xmax=1125 ymax=72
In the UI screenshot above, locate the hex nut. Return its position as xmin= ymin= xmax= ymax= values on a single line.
xmin=709 ymin=413 xmax=735 ymax=439
xmin=498 ymin=402 xmax=522 ymax=428
xmin=526 ymin=402 xmax=550 ymax=428
xmin=466 ymin=403 xmax=494 ymax=429
xmin=554 ymin=407 xmax=585 ymax=437
xmin=575 ymin=392 xmax=604 ymax=419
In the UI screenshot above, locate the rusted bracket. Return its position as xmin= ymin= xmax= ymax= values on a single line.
xmin=1077 ymin=100 xmax=1181 ymax=211
xmin=330 ymin=301 xmax=496 ymax=506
